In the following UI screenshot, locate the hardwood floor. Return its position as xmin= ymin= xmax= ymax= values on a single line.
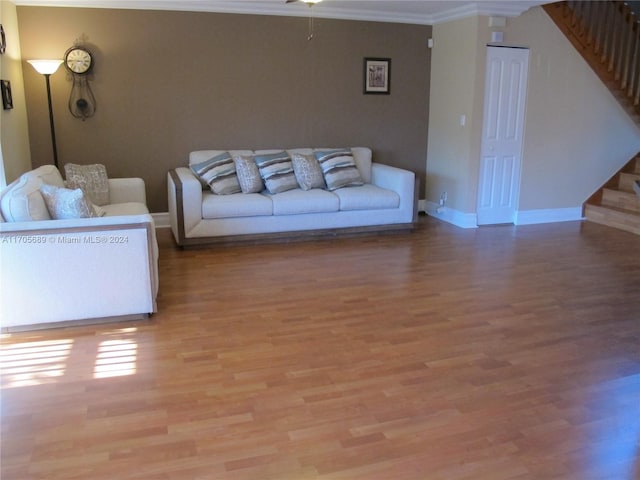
xmin=2 ymin=215 xmax=639 ymax=480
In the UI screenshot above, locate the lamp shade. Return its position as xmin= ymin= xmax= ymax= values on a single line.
xmin=28 ymin=59 xmax=63 ymax=75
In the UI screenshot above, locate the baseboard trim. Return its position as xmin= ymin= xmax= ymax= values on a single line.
xmin=420 ymin=202 xmax=584 ymax=228
xmin=2 ymin=313 xmax=151 ymax=333
xmin=423 ymin=201 xmax=478 ymax=229
xmin=152 ymin=212 xmax=171 ymax=228
xmin=515 ymin=207 xmax=584 ymax=225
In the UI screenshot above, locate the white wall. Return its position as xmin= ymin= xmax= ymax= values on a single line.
xmin=1 ymin=0 xmax=32 ymax=185
xmin=426 ymin=6 xmax=640 ymax=226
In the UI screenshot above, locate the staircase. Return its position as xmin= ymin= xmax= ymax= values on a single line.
xmin=583 ymin=155 xmax=640 ymax=234
xmin=544 ymin=1 xmax=640 ymax=234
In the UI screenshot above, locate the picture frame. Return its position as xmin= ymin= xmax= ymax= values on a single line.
xmin=0 ymin=25 xmax=6 ymax=55
xmin=363 ymin=57 xmax=391 ymax=95
xmin=2 ymin=80 xmax=13 ymax=110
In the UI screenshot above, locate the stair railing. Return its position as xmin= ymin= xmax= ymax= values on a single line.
xmin=557 ymin=1 xmax=639 ymax=112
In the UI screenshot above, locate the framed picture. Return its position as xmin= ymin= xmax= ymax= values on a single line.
xmin=1 ymin=80 xmax=12 ymax=110
xmin=363 ymin=57 xmax=391 ymax=94
xmin=0 ymin=25 xmax=6 ymax=55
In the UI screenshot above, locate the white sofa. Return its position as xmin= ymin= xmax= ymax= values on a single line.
xmin=0 ymin=165 xmax=158 ymax=330
xmin=168 ymin=147 xmax=417 ymax=247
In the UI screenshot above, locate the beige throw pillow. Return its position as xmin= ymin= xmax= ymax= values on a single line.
xmin=64 ymin=163 xmax=110 ymax=206
xmin=291 ymin=153 xmax=326 ymax=191
xmin=233 ymin=155 xmax=264 ymax=193
xmin=39 ymin=184 xmax=98 ymax=219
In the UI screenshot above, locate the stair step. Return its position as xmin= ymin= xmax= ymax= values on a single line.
xmin=619 ymin=172 xmax=640 ymax=192
xmin=602 ymin=188 xmax=640 ymax=212
xmin=584 ymin=203 xmax=640 ymax=235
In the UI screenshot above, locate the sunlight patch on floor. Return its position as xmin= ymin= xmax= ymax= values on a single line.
xmin=93 ymin=339 xmax=138 ymax=379
xmin=0 ymin=339 xmax=74 ymax=388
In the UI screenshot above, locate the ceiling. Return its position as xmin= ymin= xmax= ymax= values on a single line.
xmin=12 ymin=0 xmax=552 ymax=25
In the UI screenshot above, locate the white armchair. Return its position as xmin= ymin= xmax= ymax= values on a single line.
xmin=0 ymin=165 xmax=158 ymax=330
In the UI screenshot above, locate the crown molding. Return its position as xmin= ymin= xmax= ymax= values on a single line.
xmin=12 ymin=0 xmax=546 ymax=25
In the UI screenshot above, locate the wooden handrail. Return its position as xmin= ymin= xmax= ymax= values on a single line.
xmin=546 ymin=1 xmax=640 ymax=117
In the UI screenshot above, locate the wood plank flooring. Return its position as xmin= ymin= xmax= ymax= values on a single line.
xmin=2 ymin=216 xmax=640 ymax=479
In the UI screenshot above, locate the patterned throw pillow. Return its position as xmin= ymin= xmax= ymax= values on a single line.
xmin=314 ymin=149 xmax=364 ymax=191
xmin=64 ymin=163 xmax=110 ymax=206
xmin=39 ymin=184 xmax=98 ymax=219
xmin=291 ymin=153 xmax=326 ymax=191
xmin=190 ymin=152 xmax=241 ymax=195
xmin=233 ymin=155 xmax=264 ymax=193
xmin=253 ymin=151 xmax=299 ymax=194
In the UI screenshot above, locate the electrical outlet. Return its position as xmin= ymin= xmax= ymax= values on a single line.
xmin=439 ymin=191 xmax=447 ymax=206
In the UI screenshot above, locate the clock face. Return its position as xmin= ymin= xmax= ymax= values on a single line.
xmin=65 ymin=47 xmax=92 ymax=74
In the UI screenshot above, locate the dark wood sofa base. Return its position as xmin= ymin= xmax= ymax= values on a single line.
xmin=173 ymin=223 xmax=416 ymax=249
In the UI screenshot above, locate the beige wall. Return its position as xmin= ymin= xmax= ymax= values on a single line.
xmin=508 ymin=7 xmax=640 ymax=211
xmin=426 ymin=15 xmax=484 ymax=215
xmin=427 ymin=6 xmax=640 ymax=219
xmin=16 ymin=7 xmax=431 ymax=212
xmin=1 ymin=0 xmax=31 ymax=185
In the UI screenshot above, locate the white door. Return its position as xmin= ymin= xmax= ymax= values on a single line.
xmin=477 ymin=46 xmax=529 ymax=225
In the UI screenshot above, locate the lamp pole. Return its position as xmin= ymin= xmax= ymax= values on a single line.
xmin=43 ymin=73 xmax=59 ymax=168
xmin=27 ymin=60 xmax=63 ymax=169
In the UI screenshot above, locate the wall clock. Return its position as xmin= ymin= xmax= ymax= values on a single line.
xmin=64 ymin=45 xmax=96 ymax=119
xmin=64 ymin=46 xmax=92 ymax=74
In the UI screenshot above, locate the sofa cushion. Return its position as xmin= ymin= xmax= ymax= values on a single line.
xmin=333 ymin=184 xmax=400 ymax=211
xmin=233 ymin=155 xmax=264 ymax=194
xmin=287 ymin=148 xmax=314 ymax=156
xmin=314 ymin=149 xmax=364 ymax=191
xmin=1 ymin=176 xmax=50 ymax=222
xmin=253 ymin=151 xmax=299 ymax=194
xmin=202 ymin=192 xmax=272 ymax=219
xmin=189 ymin=150 xmax=253 ymax=165
xmin=30 ymin=164 xmax=66 ymax=188
xmin=191 ymin=152 xmax=241 ymax=195
xmin=0 ymin=165 xmax=66 ymax=222
xmin=350 ymin=147 xmax=373 ymax=184
xmin=270 ymin=188 xmax=339 ymax=215
xmin=291 ymin=153 xmax=326 ymax=191
xmin=64 ymin=163 xmax=110 ymax=206
xmin=101 ymin=202 xmax=150 ymax=216
xmin=39 ymin=184 xmax=98 ymax=220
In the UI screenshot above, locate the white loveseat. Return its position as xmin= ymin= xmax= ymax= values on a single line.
xmin=0 ymin=165 xmax=158 ymax=330
xmin=168 ymin=147 xmax=417 ymax=247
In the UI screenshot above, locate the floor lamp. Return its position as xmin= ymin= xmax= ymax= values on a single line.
xmin=27 ymin=59 xmax=63 ymax=169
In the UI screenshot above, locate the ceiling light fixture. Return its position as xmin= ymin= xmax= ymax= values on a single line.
xmin=286 ymin=0 xmax=322 ymax=40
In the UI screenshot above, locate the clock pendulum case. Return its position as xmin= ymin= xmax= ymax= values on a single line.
xmin=64 ymin=46 xmax=96 ymax=119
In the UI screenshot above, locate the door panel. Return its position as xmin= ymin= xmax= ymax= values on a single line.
xmin=477 ymin=47 xmax=529 ymax=225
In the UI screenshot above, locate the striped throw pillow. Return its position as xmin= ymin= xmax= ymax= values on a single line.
xmin=254 ymin=151 xmax=299 ymax=194
xmin=190 ymin=152 xmax=241 ymax=195
xmin=314 ymin=149 xmax=364 ymax=191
